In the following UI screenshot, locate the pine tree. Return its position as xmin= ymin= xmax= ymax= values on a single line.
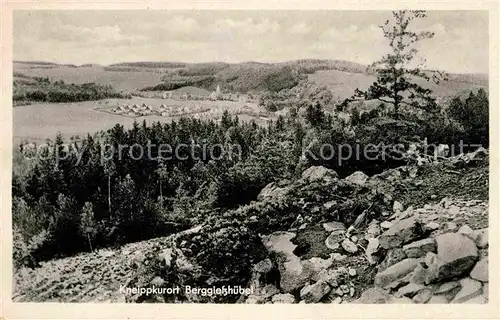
xmin=344 ymin=10 xmax=446 ymax=116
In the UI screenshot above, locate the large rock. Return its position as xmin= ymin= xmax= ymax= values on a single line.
xmin=257 ymin=182 xmax=289 ymax=202
xmin=393 ymin=201 xmax=404 ymax=213
xmin=462 ymin=295 xmax=487 ymax=304
xmin=483 ymin=283 xmax=489 ymax=300
xmin=323 ymin=221 xmax=346 ymax=233
xmin=450 ymin=278 xmax=482 ymax=303
xmin=254 ymin=284 xmax=280 ymax=300
xmin=475 ymin=228 xmax=488 ymax=248
xmin=458 ymin=225 xmax=475 ymax=239
xmin=314 ymin=268 xmax=340 ymax=287
xmin=325 ymin=230 xmax=345 ymax=250
xmin=353 ymin=287 xmax=392 ymax=304
xmin=378 ymin=248 xmax=407 ymax=272
xmin=301 ymin=166 xmax=339 ymax=184
xmin=469 ymin=257 xmax=488 ymax=282
xmin=397 ymin=283 xmax=426 ymax=298
xmin=345 ymin=171 xmax=369 ymax=186
xmin=378 ymin=217 xmax=423 ymax=249
xmin=250 ymin=258 xmax=275 ymax=288
xmin=341 ymin=238 xmax=358 ymax=254
xmin=300 ymin=281 xmax=331 ymax=303
xmin=412 ymin=287 xmax=433 ymax=303
xmin=366 ymin=238 xmax=381 ymax=265
xmin=374 ymin=258 xmax=419 ymax=288
xmin=366 ymin=219 xmax=382 ymax=239
xmin=306 ymin=256 xmax=334 ymax=273
xmin=433 ymin=233 xmax=478 ymax=282
xmin=428 ymin=281 xmax=462 ymax=303
xmin=402 ymin=238 xmax=436 ymax=258
xmin=262 ymin=232 xmax=311 ymax=293
xmin=272 ymin=293 xmax=295 ymax=304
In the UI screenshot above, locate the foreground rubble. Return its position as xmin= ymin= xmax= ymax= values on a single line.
xmin=12 ymin=149 xmax=489 ymax=303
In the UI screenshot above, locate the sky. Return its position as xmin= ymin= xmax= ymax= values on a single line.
xmin=13 ymin=10 xmax=489 ymax=74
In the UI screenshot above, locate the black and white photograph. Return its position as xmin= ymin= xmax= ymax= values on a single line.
xmin=6 ymin=7 xmax=492 ymax=308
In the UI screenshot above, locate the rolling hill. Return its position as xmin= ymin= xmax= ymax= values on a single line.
xmin=14 ymin=59 xmax=488 ymax=102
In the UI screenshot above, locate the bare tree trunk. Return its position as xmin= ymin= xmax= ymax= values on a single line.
xmin=87 ymin=233 xmax=93 ymax=252
xmin=108 ymin=175 xmax=111 ymax=213
xmin=159 ymin=179 xmax=163 ymax=210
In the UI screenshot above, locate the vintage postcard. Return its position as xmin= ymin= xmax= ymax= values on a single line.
xmin=1 ymin=1 xmax=498 ymax=319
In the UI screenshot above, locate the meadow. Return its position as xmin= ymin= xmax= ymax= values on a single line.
xmin=13 ymin=97 xmax=266 ymax=144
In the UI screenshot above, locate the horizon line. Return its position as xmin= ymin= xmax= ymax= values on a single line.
xmin=13 ymin=59 xmax=489 ymax=76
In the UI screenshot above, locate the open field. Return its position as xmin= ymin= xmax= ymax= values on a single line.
xmin=13 ymin=97 xmax=268 ymax=143
xmin=14 ymin=62 xmax=164 ymax=92
xmin=309 ymin=69 xmax=488 ymax=102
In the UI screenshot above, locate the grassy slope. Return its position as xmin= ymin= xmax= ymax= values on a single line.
xmin=309 ymin=69 xmax=488 ymax=101
xmin=15 ymin=60 xmax=488 ymax=102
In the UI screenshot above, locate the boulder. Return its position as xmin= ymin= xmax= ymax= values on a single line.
xmin=341 ymin=238 xmax=358 ymax=254
xmin=348 ymin=268 xmax=357 ymax=277
xmin=433 ymin=233 xmax=478 ymax=281
xmin=331 ymin=296 xmax=342 ymax=304
xmin=175 ymin=252 xmax=195 ymax=272
xmin=427 ymin=282 xmax=462 ymax=303
xmin=475 ymin=228 xmax=488 ymax=248
xmin=325 ymin=231 xmax=344 ymax=250
xmin=423 ymin=221 xmax=440 ymax=232
xmin=306 ymin=256 xmax=334 ymax=273
xmin=257 ymin=182 xmax=289 ymax=201
xmin=323 ymin=200 xmax=337 ymax=211
xmin=301 ymin=166 xmax=339 ymax=184
xmin=257 ymin=284 xmax=280 ymax=300
xmin=245 ymin=294 xmax=267 ymax=304
xmin=262 ymin=232 xmax=312 ymax=293
xmin=380 ymin=221 xmax=393 ymax=229
xmin=150 ymin=276 xmax=165 ymax=287
xmin=412 ymin=287 xmax=433 ymax=303
xmin=366 ymin=219 xmax=382 ymax=239
xmin=435 ymin=281 xmax=461 ymax=295
xmin=365 ymin=238 xmax=381 ymax=265
xmin=393 ymin=201 xmax=404 ymax=213
xmin=374 ymin=258 xmax=419 ymax=288
xmin=450 ymin=278 xmax=482 ymax=303
xmin=462 ymin=295 xmax=487 ymax=304
xmin=353 ymin=287 xmax=392 ymax=304
xmin=314 ymin=269 xmax=340 ymax=287
xmin=378 ymin=248 xmax=407 ymax=272
xmin=159 ymin=248 xmax=174 ymax=268
xmin=397 ymin=283 xmax=426 ymax=298
xmin=250 ymin=258 xmax=275 ymax=289
xmin=458 ymin=225 xmax=475 ymax=239
xmin=378 ymin=217 xmax=423 ymax=249
xmin=345 ymin=171 xmax=369 ymax=186
xmin=352 ymin=210 xmax=368 ymax=228
xmin=483 ymin=283 xmax=489 ymax=300
xmin=253 ymin=258 xmax=273 ymax=274
xmin=469 ymin=257 xmax=488 ymax=282
xmin=272 ymin=293 xmax=295 ymax=304
xmin=322 ymin=221 xmax=346 ymax=233
xmin=300 ymin=281 xmax=331 ymax=303
xmin=402 ymin=238 xmax=436 ymax=258
xmin=410 ymin=262 xmax=429 ymax=285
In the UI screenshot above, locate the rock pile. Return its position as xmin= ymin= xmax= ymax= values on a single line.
xmin=356 ymin=199 xmax=488 ymax=304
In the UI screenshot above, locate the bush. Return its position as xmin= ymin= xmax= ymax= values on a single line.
xmin=447 ymin=89 xmax=489 ymax=148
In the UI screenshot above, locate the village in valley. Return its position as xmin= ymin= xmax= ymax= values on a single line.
xmin=99 ymin=84 xmax=265 ymax=120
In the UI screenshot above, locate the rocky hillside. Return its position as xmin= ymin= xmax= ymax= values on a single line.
xmin=13 ymin=148 xmax=489 ymax=303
